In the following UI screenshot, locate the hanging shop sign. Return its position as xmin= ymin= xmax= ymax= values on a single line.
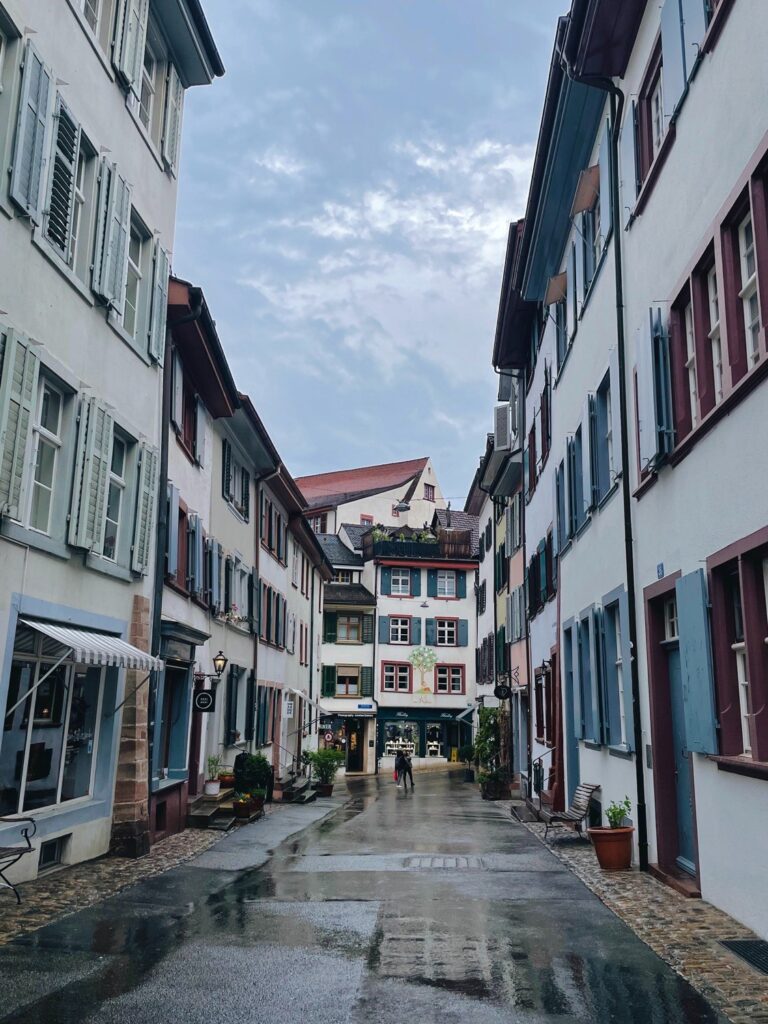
xmin=494 ymin=684 xmax=512 ymax=701
xmin=284 ymin=699 xmax=295 ymax=719
xmin=193 ymin=690 xmax=215 ymax=713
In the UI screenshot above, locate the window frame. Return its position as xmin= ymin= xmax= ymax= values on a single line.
xmin=435 ymin=618 xmax=457 ymax=647
xmin=337 ymin=614 xmax=361 ymax=644
xmin=102 ymin=430 xmax=127 ymax=563
xmin=424 ymin=483 xmax=435 ymax=502
xmin=335 ymin=665 xmax=360 ymax=698
xmin=436 ymin=569 xmax=456 ymax=598
xmin=390 ymin=568 xmax=411 ymax=597
xmin=26 ymin=378 xmax=65 ymax=537
xmin=389 ymin=616 xmax=410 ymax=645
xmin=382 ymin=662 xmax=411 ymax=693
xmin=434 ymin=664 xmax=464 ymax=695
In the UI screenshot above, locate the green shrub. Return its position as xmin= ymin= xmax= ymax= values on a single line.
xmin=308 ymin=748 xmax=345 ymax=784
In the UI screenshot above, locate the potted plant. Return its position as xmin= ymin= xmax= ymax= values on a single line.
xmin=232 ymin=792 xmax=252 ymax=819
xmin=588 ymin=796 xmax=634 ymax=870
xmin=308 ymin=749 xmax=345 ymax=796
xmin=249 ymin=788 xmax=266 ymax=814
xmin=218 ymin=766 xmax=236 ymax=788
xmin=474 ymin=708 xmax=510 ymax=799
xmin=234 ymin=752 xmax=271 ymax=798
xmin=459 ymin=744 xmax=476 ymax=783
xmin=205 ymin=755 xmax=222 ymax=796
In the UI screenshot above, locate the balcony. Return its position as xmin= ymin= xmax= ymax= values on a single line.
xmin=362 ymin=529 xmax=474 ymax=561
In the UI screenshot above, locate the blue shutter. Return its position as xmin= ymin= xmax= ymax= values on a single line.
xmin=457 ymin=571 xmax=467 ymax=599
xmin=591 ymin=607 xmax=607 ymax=744
xmin=411 ymin=617 xmax=422 ymax=645
xmin=378 ymin=616 xmax=389 ymax=643
xmin=166 ymin=484 xmax=179 ymax=578
xmin=599 ymin=119 xmax=612 ymax=246
xmin=380 ymin=566 xmax=392 ymax=596
xmin=652 ymin=308 xmax=675 ymax=459
xmin=602 ymin=605 xmax=620 ymax=746
xmin=618 ymin=591 xmax=635 ymax=750
xmin=661 ymin=0 xmax=686 ymax=124
xmin=457 ymin=619 xmax=469 ymax=648
xmin=427 ymin=569 xmax=438 ymax=597
xmin=410 ymin=569 xmax=421 ymax=597
xmin=681 ymin=0 xmax=708 ymax=76
xmin=637 ymin=309 xmax=659 ymax=471
xmin=425 ymin=619 xmax=436 ymax=646
xmin=568 ymin=242 xmax=578 ymax=339
xmin=10 ymin=42 xmax=53 ymax=222
xmin=620 ymin=101 xmax=639 ymax=222
xmin=676 ymin=569 xmax=718 ymax=754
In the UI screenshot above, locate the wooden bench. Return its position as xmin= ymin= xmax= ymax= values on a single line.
xmin=539 ymin=783 xmax=600 ymax=841
xmin=0 ymin=815 xmax=36 ymax=904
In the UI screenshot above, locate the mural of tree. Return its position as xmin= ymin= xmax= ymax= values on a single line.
xmin=408 ymin=646 xmax=438 ymax=703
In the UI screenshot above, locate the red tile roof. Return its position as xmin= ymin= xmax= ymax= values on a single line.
xmin=296 ymin=458 xmax=429 ymax=504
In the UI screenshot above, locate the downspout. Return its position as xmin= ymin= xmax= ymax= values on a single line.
xmin=372 ymin=563 xmax=379 ymax=774
xmin=251 ymin=464 xmax=281 ymax=752
xmin=561 ymin=51 xmax=649 ymax=871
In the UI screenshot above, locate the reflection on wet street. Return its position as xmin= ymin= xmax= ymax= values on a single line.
xmin=0 ymin=772 xmax=723 ymax=1023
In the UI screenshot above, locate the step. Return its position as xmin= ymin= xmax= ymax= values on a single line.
xmin=292 ymin=790 xmax=317 ymax=805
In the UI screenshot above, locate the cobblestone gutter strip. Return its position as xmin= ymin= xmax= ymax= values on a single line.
xmin=520 ymin=818 xmax=768 ymax=1024
xmin=0 ymin=818 xmax=233 ymax=947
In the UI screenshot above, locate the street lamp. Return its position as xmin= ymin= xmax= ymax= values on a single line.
xmin=212 ymin=651 xmax=228 ymax=677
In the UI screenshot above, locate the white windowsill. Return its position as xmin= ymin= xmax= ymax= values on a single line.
xmin=63 ymin=0 xmax=116 ymax=83
xmin=30 ymin=228 xmax=96 ymax=308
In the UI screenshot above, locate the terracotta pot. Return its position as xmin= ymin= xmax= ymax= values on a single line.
xmin=588 ymin=826 xmax=635 ymax=870
xmin=219 ymin=774 xmax=236 ymax=787
xmin=233 ymin=801 xmax=251 ymax=819
xmin=316 ymin=783 xmax=334 ymax=797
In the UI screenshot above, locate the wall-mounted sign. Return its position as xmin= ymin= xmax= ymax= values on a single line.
xmin=494 ymin=684 xmax=512 ymax=701
xmin=657 ymin=562 xmax=664 ymax=580
xmin=284 ymin=699 xmax=295 ymax=719
xmin=357 ymin=703 xmax=373 ymax=710
xmin=193 ymin=690 xmax=215 ymax=713
xmin=396 ymin=711 xmax=409 ymax=718
xmin=324 ymin=732 xmax=334 ymax=742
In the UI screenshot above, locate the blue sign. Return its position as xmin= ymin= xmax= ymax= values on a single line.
xmin=357 ymin=703 xmax=373 ymax=709
xmin=657 ymin=562 xmax=664 ymax=580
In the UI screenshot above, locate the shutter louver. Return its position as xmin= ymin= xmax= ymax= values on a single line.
xmin=131 ymin=442 xmax=158 ymax=574
xmin=68 ymin=397 xmax=114 ymax=551
xmin=165 ymin=483 xmax=179 ymax=579
xmin=411 ymin=617 xmax=422 ymax=645
xmin=94 ymin=161 xmax=132 ymax=311
xmin=360 ymin=667 xmax=374 ymax=697
xmin=620 ymin=101 xmax=640 ymax=223
xmin=194 ymin=399 xmax=206 ymax=466
xmin=609 ymin=346 xmax=623 ymax=477
xmin=324 ymin=612 xmax=337 ymax=644
xmin=46 ymin=96 xmax=80 ymax=261
xmin=322 ymin=666 xmax=336 ymax=697
xmin=222 ymin=438 xmax=232 ymax=499
xmin=661 ymin=0 xmax=687 ymax=124
xmin=114 ymin=0 xmax=150 ymax=97
xmin=675 ymin=569 xmax=718 ymax=754
xmin=0 ymin=332 xmax=40 ymax=519
xmin=10 ymin=42 xmax=53 ymax=223
xmin=362 ymin=614 xmax=374 ymax=643
xmin=148 ymin=243 xmax=169 ymax=363
xmin=171 ymin=350 xmax=183 ymax=431
xmin=162 ymin=62 xmax=184 ymax=173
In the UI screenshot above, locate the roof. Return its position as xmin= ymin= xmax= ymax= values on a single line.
xmin=324 ymin=583 xmax=376 ymax=607
xmin=340 ymin=523 xmax=370 ymax=550
xmin=317 ymin=534 xmax=363 ymax=568
xmin=433 ymin=509 xmax=480 ymax=557
xmin=296 ymin=458 xmax=429 ymax=506
xmin=565 ymin=0 xmax=647 ymax=79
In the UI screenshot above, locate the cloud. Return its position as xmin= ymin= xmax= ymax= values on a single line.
xmin=249 ymin=147 xmax=308 ymax=178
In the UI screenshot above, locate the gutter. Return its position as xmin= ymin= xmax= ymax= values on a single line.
xmin=560 ymin=38 xmax=649 ymax=872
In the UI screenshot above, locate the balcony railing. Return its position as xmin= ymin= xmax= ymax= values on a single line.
xmin=362 ymin=531 xmax=474 ymax=561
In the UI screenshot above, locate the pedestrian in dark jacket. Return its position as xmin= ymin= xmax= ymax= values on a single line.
xmin=394 ymin=750 xmax=410 ymax=790
xmin=403 ymin=752 xmax=415 ymax=791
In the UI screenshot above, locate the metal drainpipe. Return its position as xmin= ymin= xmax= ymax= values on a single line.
xmin=561 ymin=51 xmax=649 ymax=871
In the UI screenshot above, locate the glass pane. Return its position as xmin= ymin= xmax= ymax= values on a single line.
xmin=111 ymin=437 xmax=125 ymax=477
xmin=30 ymin=479 xmax=52 ymax=533
xmin=129 ymin=228 xmax=142 ymax=266
xmin=124 ymin=268 xmax=139 ymax=337
xmin=39 ymin=387 xmax=61 ymax=435
xmin=35 ymin=438 xmax=56 ymax=489
xmin=0 ymin=662 xmax=35 ymax=814
xmin=61 ymin=669 xmax=100 ymax=802
xmin=23 ymin=664 xmax=69 ymax=811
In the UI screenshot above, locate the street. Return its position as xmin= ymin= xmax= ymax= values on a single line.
xmin=0 ymin=771 xmax=723 ymax=1024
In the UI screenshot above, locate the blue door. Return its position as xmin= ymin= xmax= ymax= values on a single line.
xmin=564 ymin=631 xmax=580 ymax=804
xmin=667 ymin=647 xmax=696 ymax=875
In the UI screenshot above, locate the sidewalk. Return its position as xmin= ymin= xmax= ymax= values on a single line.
xmin=514 ymin=813 xmax=768 ymax=1024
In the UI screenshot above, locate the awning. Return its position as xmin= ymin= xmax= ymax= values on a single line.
xmin=544 ymin=271 xmax=567 ymax=306
xmin=21 ymin=620 xmax=163 ymax=671
xmin=571 ymin=164 xmax=600 ymax=217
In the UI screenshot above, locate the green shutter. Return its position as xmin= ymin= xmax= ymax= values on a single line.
xmin=362 ymin=614 xmax=374 ymax=643
xmin=360 ymin=667 xmax=373 ymax=697
xmin=68 ymin=397 xmax=114 ymax=551
xmin=324 ymin=611 xmax=337 ymax=643
xmin=222 ymin=438 xmax=232 ymax=499
xmin=94 ymin=163 xmax=132 ymax=312
xmin=425 ymin=618 xmax=436 ymax=645
xmin=427 ymin=569 xmax=437 ymax=597
xmin=457 ymin=571 xmax=467 ymax=599
xmin=411 ymin=617 xmax=422 ymax=645
xmin=161 ymin=62 xmax=183 ymax=173
xmin=0 ymin=331 xmax=40 ymax=519
xmin=10 ymin=41 xmax=52 ymax=222
xmin=322 ymin=665 xmax=336 ymax=697
xmin=380 ymin=566 xmax=392 ymax=595
xmin=131 ymin=442 xmax=158 ymax=574
xmin=458 ymin=619 xmax=469 ymax=647
xmin=410 ymin=569 xmax=421 ymax=596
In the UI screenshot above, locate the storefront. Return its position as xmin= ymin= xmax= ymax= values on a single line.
xmin=318 ymin=712 xmax=376 ymax=773
xmin=376 ymin=708 xmax=471 ymax=762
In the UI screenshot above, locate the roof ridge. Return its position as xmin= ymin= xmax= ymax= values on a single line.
xmin=296 ymin=456 xmax=428 ymax=483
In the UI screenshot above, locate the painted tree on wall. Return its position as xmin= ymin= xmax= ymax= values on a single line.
xmin=408 ymin=646 xmax=438 ymax=703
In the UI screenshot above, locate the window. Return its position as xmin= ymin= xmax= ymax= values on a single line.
xmin=360 ymin=514 xmax=373 ymax=526
xmin=594 ymin=373 xmax=612 ymax=502
xmin=102 ymin=433 xmax=126 ymax=561
xmin=223 ymin=439 xmax=250 ymax=522
xmin=555 ymin=300 xmax=567 ymax=370
xmin=738 ymin=212 xmax=760 ymax=366
xmin=706 ymin=265 xmax=724 ymax=404
xmin=650 ymin=72 xmax=664 ymax=159
xmin=336 ymin=666 xmax=359 ymax=697
xmin=309 ymin=514 xmax=327 ymax=533
xmin=80 ymin=0 xmax=101 ymax=32
xmin=424 ymin=483 xmax=435 ymax=502
xmin=122 ymin=214 xmax=151 ymax=341
xmin=389 ymin=617 xmax=410 ymax=644
xmin=664 ymin=595 xmax=678 ymax=641
xmin=139 ymin=39 xmax=157 ymax=131
xmin=436 ymin=570 xmax=456 ymax=598
xmin=390 ymin=568 xmax=410 ymax=596
xmin=683 ymin=302 xmax=698 ymax=427
xmin=27 ymin=381 xmax=64 ymax=535
xmin=603 ymin=602 xmax=629 ymax=748
xmin=337 ymin=615 xmax=361 ymax=643
xmin=477 ymin=580 xmax=486 ymax=616
xmin=391 ymin=503 xmax=400 ymax=518
xmin=435 ymin=666 xmax=464 ymax=694
xmin=383 ymin=664 xmax=410 ymax=692
xmin=333 ymin=569 xmax=352 ymax=584
xmin=436 ymin=619 xmax=456 ymax=646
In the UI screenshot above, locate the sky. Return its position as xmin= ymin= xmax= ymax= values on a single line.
xmin=174 ymin=0 xmax=566 ymax=506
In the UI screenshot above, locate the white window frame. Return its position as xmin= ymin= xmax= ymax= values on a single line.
xmin=707 ymin=265 xmax=724 ymax=404
xmin=103 ymin=432 xmax=126 ymax=562
xmin=683 ymin=302 xmax=698 ymax=426
xmin=26 ymin=379 xmax=64 ymax=535
xmin=79 ymin=0 xmax=101 ymax=33
xmin=122 ymin=217 xmax=144 ymax=339
xmin=663 ymin=597 xmax=678 ymax=642
xmin=383 ymin=663 xmax=410 ymax=692
xmin=390 ymin=568 xmax=410 ymax=596
xmin=436 ymin=619 xmax=457 ymax=647
xmin=738 ymin=212 xmax=760 ymax=366
xmin=335 ymin=665 xmax=359 ymax=697
xmin=604 ymin=379 xmax=614 ymax=476
xmin=610 ymin=605 xmax=627 ymax=747
xmin=435 ymin=665 xmax=463 ymax=694
xmin=732 ymin=641 xmax=752 ymax=756
xmin=436 ymin=570 xmax=456 ymax=598
xmin=389 ymin=617 xmax=410 ymax=645
xmin=139 ymin=36 xmax=157 ymax=132
xmin=337 ymin=615 xmax=361 ymax=644
xmin=651 ymin=72 xmax=664 ymax=158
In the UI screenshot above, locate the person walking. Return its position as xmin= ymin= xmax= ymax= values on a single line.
xmin=394 ymin=749 xmax=408 ymax=790
xmin=403 ymin=751 xmax=415 ymax=791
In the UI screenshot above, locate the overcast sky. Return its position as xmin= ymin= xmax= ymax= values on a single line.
xmin=175 ymin=0 xmax=565 ymax=506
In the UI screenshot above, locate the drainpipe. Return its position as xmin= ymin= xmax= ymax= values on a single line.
xmin=561 ymin=50 xmax=649 ymax=871
xmin=251 ymin=465 xmax=281 ymax=752
xmin=372 ymin=562 xmax=379 ymax=774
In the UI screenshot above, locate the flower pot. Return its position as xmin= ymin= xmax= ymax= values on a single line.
xmin=480 ymin=780 xmax=510 ymax=801
xmin=233 ymin=801 xmax=251 ymax=819
xmin=588 ymin=826 xmax=635 ymax=870
xmin=316 ymin=783 xmax=334 ymax=797
xmin=250 ymin=795 xmax=265 ymax=814
xmin=204 ymin=779 xmax=221 ymax=797
xmin=219 ymin=773 xmax=235 ymax=788
xmin=463 ymin=768 xmax=475 ymax=783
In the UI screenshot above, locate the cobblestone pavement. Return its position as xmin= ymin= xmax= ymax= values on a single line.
xmin=520 ymin=818 xmax=768 ymax=1024
xmin=0 ymin=821 xmax=227 ymax=946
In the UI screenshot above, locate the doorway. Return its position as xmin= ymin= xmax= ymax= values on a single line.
xmin=345 ymin=718 xmax=364 ymax=772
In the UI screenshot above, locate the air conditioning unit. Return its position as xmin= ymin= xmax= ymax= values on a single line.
xmin=494 ymin=402 xmax=512 ymax=452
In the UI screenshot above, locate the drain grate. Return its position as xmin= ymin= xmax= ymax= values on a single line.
xmin=720 ymin=939 xmax=768 ymax=975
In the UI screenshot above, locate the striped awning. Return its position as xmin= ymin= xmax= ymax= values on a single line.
xmin=21 ymin=619 xmax=163 ymax=672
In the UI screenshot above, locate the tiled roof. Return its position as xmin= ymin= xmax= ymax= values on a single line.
xmin=324 ymin=583 xmax=376 ymax=607
xmin=316 ymin=534 xmax=363 ymax=567
xmin=434 ymin=508 xmax=480 ymax=556
xmin=340 ymin=523 xmax=369 ymax=550
xmin=296 ymin=458 xmax=428 ymax=504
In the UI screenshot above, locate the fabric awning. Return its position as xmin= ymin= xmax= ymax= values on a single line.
xmin=21 ymin=619 xmax=163 ymax=671
xmin=571 ymin=164 xmax=600 ymax=216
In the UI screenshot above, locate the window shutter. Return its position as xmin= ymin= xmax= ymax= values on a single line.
xmin=148 ymin=243 xmax=170 ymax=363
xmin=161 ymin=62 xmax=184 ymax=173
xmin=242 ymin=470 xmax=250 ymax=522
xmin=225 ymin=666 xmax=239 ymax=744
xmin=457 ymin=619 xmax=469 ymax=647
xmin=322 ymin=666 xmax=336 ymax=697
xmin=591 ymin=607 xmax=607 ymax=744
xmin=208 ymin=539 xmax=219 ymax=610
xmin=538 ymin=540 xmax=547 ymax=607
xmin=194 ymin=399 xmax=206 ymax=466
xmin=681 ymin=0 xmax=708 ymax=74
xmin=360 ymin=667 xmax=374 ymax=698
xmin=675 ymin=569 xmax=718 ymax=753
xmin=324 ymin=612 xmax=337 ymax=643
xmin=380 ymin=566 xmax=391 ymax=595
xmin=552 ymin=466 xmax=560 ymax=558
xmin=94 ymin=162 xmax=132 ymax=311
xmin=222 ymin=438 xmax=232 ymax=499
xmin=652 ymin=307 xmax=675 ymax=459
xmin=410 ymin=568 xmax=421 ymax=597
xmin=598 ymin=120 xmax=612 ymax=247
xmin=583 ymin=393 xmax=598 ymax=513
xmin=131 ymin=442 xmax=158 ymax=574
xmin=378 ymin=616 xmax=389 ymax=644
xmin=457 ymin=571 xmax=467 ymax=599
xmin=362 ymin=614 xmax=374 ymax=643
xmin=68 ymin=397 xmax=114 ymax=551
xmin=425 ymin=618 xmax=436 ymax=646
xmin=427 ymin=569 xmax=438 ymax=598
xmin=0 ymin=331 xmax=40 ymax=519
xmin=10 ymin=41 xmax=53 ymax=223
xmin=619 ymin=101 xmax=640 ymax=222
xmin=165 ymin=483 xmax=179 ymax=578
xmin=114 ymin=0 xmax=150 ymax=97
xmin=91 ymin=158 xmax=111 ymax=297
xmin=169 ymin=350 xmax=184 ymax=432
xmin=244 ymin=672 xmax=256 ymax=742
xmin=186 ymin=514 xmax=197 ymax=590
xmin=566 ymin=242 xmax=576 ymax=341
xmin=45 ymin=95 xmax=81 ymax=260
xmin=618 ymin=591 xmax=635 ymax=750
xmin=195 ymin=518 xmax=205 ymax=595
xmin=661 ymin=0 xmax=687 ymax=124
xmin=608 ymin=346 xmax=623 ymax=477
xmin=636 ymin=311 xmax=659 ymax=471
xmin=411 ymin=617 xmax=422 ymax=645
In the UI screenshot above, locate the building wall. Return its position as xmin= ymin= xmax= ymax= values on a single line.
xmin=332 ymin=461 xmax=448 ymax=532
